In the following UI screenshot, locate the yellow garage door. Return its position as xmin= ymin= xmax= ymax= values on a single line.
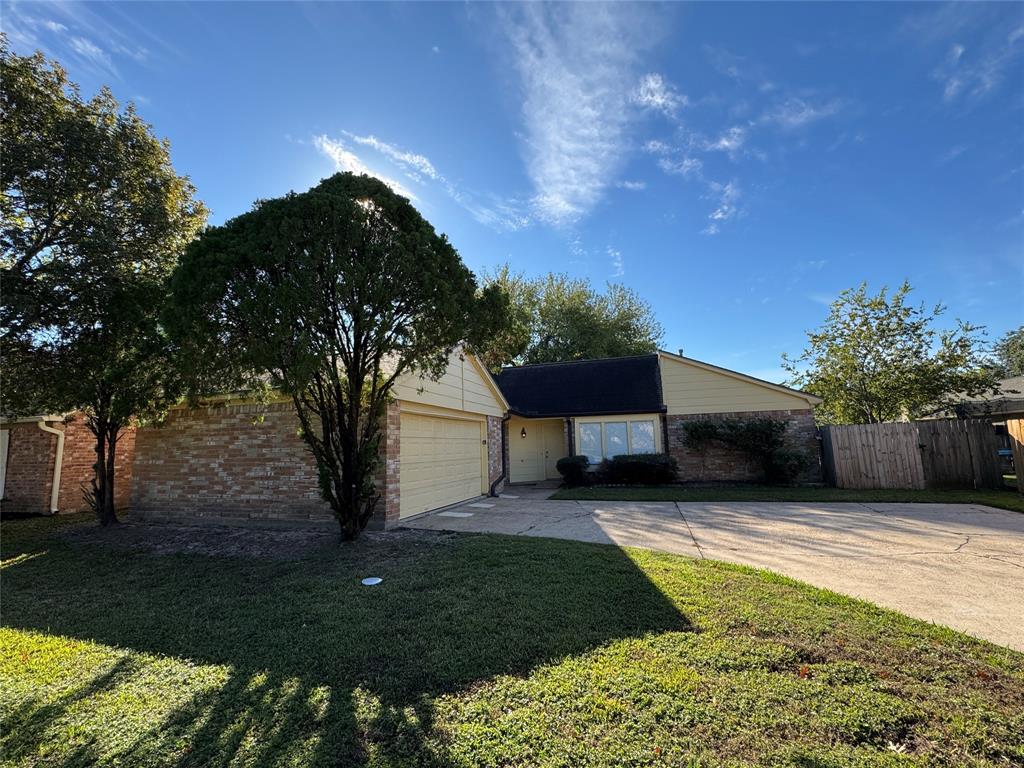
xmin=399 ymin=413 xmax=484 ymax=518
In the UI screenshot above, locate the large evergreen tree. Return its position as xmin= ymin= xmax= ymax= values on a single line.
xmin=167 ymin=173 xmax=505 ymax=540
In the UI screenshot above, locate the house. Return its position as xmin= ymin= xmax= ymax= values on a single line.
xmin=1 ymin=349 xmax=821 ymax=528
xmin=497 ymin=351 xmax=822 ymax=485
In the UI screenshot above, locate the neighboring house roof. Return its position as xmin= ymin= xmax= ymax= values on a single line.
xmin=937 ymin=375 xmax=1024 ymax=420
xmin=495 ymin=354 xmax=664 ymax=417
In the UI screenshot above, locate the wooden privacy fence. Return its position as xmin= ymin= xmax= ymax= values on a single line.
xmin=820 ymin=419 xmax=1005 ymax=490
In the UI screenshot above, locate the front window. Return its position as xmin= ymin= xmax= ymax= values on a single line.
xmin=577 ymin=418 xmax=658 ymax=462
xmin=603 ymin=422 xmax=628 ymax=458
xmin=630 ymin=421 xmax=656 ymax=453
xmin=579 ymin=423 xmax=603 ymax=463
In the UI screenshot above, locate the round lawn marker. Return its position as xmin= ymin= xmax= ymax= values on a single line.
xmin=361 ymin=577 xmax=383 ymax=586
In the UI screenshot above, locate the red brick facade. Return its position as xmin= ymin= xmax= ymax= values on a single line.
xmin=368 ymin=401 xmax=401 ymax=530
xmin=666 ymin=409 xmax=822 ymax=484
xmin=1 ymin=416 xmax=135 ymax=515
xmin=132 ymin=402 xmax=334 ymax=526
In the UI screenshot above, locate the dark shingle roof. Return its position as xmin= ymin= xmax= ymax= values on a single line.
xmin=494 ymin=354 xmax=664 ymax=417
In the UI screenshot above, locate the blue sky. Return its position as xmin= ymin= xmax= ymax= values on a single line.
xmin=4 ymin=1 xmax=1023 ymax=382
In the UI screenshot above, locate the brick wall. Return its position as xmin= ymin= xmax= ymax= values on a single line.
xmin=486 ymin=415 xmax=504 ymax=495
xmin=666 ymin=409 xmax=822 ymax=484
xmin=132 ymin=402 xmax=334 ymax=525
xmin=2 ymin=422 xmax=57 ymax=514
xmin=368 ymin=401 xmax=401 ymax=530
xmin=133 ymin=401 xmax=406 ymax=529
xmin=56 ymin=417 xmax=136 ymax=513
xmin=0 ymin=417 xmax=134 ymax=515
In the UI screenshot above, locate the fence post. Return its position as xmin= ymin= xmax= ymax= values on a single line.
xmin=1008 ymin=419 xmax=1024 ymax=496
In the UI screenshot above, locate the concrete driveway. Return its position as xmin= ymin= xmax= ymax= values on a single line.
xmin=406 ymin=491 xmax=1024 ymax=651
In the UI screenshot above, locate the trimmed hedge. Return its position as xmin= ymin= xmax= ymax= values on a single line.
xmin=555 ymin=455 xmax=590 ymax=486
xmin=602 ymin=453 xmax=678 ymax=485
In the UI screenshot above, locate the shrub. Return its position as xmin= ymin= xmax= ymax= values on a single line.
xmin=555 ymin=455 xmax=590 ymax=486
xmin=682 ymin=417 xmax=808 ymax=485
xmin=765 ymin=448 xmax=809 ymax=485
xmin=605 ymin=453 xmax=678 ymax=485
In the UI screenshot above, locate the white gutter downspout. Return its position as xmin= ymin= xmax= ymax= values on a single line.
xmin=37 ymin=421 xmax=65 ymax=514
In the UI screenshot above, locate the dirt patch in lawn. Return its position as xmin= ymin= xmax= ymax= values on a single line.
xmin=61 ymin=520 xmax=457 ymax=560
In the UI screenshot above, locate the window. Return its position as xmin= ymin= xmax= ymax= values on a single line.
xmin=576 ymin=417 xmax=659 ymax=462
xmin=630 ymin=421 xmax=656 ymax=453
xmin=603 ymin=422 xmax=628 ymax=458
xmin=579 ymin=423 xmax=603 ymax=463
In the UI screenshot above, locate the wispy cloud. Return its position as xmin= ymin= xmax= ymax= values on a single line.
xmin=704 ymin=125 xmax=747 ymax=156
xmin=703 ymin=180 xmax=741 ymax=235
xmin=934 ymin=28 xmax=1024 ymax=104
xmin=313 ymin=135 xmax=415 ymax=199
xmin=501 ymin=4 xmax=662 ymax=225
xmin=633 ymin=72 xmax=687 ymax=116
xmin=616 ymin=180 xmax=647 ymax=191
xmin=346 ymin=133 xmax=440 ymax=181
xmin=325 ymin=132 xmax=530 ymax=232
xmin=658 ymin=155 xmax=703 ymax=179
xmin=761 ymin=97 xmax=843 ymax=129
xmin=608 ymin=246 xmax=624 ymax=277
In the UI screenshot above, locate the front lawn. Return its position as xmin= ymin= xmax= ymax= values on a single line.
xmin=2 ymin=514 xmax=1022 ymax=767
xmin=551 ymin=484 xmax=1024 ymax=513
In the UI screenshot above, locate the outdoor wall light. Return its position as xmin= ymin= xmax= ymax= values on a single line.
xmin=520 ymin=427 xmax=527 ymax=438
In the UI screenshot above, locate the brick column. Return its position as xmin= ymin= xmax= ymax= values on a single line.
xmin=368 ymin=401 xmax=401 ymax=529
xmin=486 ymin=415 xmax=505 ymax=495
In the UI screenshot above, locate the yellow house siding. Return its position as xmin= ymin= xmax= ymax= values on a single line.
xmin=392 ymin=350 xmax=505 ymax=417
xmin=659 ymin=353 xmax=816 ymax=415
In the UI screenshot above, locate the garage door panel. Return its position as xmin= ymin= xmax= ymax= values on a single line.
xmin=399 ymin=413 xmax=484 ymax=518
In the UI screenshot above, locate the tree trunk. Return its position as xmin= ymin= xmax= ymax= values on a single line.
xmin=90 ymin=418 xmax=120 ymax=527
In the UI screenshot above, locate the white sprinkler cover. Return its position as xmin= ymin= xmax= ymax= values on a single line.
xmin=361 ymin=577 xmax=383 ymax=586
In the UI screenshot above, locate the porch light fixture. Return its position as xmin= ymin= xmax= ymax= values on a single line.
xmin=520 ymin=427 xmax=527 ymax=438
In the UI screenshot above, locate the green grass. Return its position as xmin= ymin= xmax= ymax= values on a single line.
xmin=2 ymin=514 xmax=1023 ymax=767
xmin=551 ymin=484 xmax=1024 ymax=512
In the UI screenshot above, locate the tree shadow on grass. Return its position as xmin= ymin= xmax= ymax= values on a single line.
xmin=1 ymin=522 xmax=691 ymax=766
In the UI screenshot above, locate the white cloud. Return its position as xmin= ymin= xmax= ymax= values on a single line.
xmin=633 ymin=72 xmax=687 ymax=115
xmin=658 ymin=156 xmax=702 ymax=179
xmin=608 ymin=246 xmax=624 ymax=277
xmin=40 ymin=20 xmax=67 ymax=33
xmin=643 ymin=139 xmax=672 ymax=155
xmin=616 ymin=180 xmax=646 ymax=191
xmin=313 ymin=135 xmax=415 ymax=199
xmin=347 ymin=133 xmax=441 ymax=181
xmin=705 ymin=125 xmax=747 ymax=155
xmin=762 ymin=97 xmax=842 ymax=129
xmin=502 ymin=4 xmax=660 ymax=225
xmin=703 ymin=180 xmax=741 ymax=235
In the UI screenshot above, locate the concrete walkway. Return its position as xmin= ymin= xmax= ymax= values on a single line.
xmin=406 ymin=491 xmax=1024 ymax=651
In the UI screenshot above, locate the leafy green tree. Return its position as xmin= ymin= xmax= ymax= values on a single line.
xmin=992 ymin=326 xmax=1024 ymax=378
xmin=168 ymin=172 xmax=505 ymax=541
xmin=1 ymin=40 xmax=207 ymax=525
xmin=478 ymin=266 xmax=664 ymax=368
xmin=782 ymin=282 xmax=998 ymax=424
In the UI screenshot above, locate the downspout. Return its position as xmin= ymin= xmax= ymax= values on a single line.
xmin=37 ymin=420 xmax=65 ymax=514
xmin=488 ymin=414 xmax=512 ymax=497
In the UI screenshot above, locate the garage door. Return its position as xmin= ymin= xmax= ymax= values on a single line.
xmin=400 ymin=413 xmax=484 ymax=518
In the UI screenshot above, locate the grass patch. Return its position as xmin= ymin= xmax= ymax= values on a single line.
xmin=2 ymin=513 xmax=1022 ymax=766
xmin=551 ymin=484 xmax=1024 ymax=512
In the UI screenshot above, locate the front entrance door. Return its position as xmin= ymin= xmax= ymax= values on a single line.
xmin=541 ymin=420 xmax=565 ymax=479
